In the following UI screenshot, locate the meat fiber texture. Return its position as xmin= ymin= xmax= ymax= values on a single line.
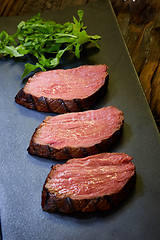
xmin=28 ymin=106 xmax=124 ymax=160
xmin=42 ymin=152 xmax=135 ymax=213
xmin=15 ymin=65 xmax=108 ymax=113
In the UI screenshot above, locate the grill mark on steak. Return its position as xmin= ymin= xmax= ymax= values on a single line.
xmin=81 ymin=198 xmax=100 ymax=212
xmin=42 ymin=153 xmax=136 ymax=213
xmin=65 ymin=197 xmax=74 ymax=213
xmin=15 ymin=89 xmax=36 ymax=110
xmin=48 ymin=99 xmax=69 ymax=113
xmin=47 ymin=145 xmax=52 ymax=158
xmin=26 ymin=94 xmax=35 ymax=105
xmin=58 ymin=99 xmax=70 ymax=113
xmin=33 ymin=96 xmax=48 ymax=112
xmin=46 ymin=99 xmax=57 ymax=113
xmin=44 ymin=97 xmax=51 ymax=112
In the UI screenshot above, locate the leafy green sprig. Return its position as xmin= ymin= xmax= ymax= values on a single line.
xmin=0 ymin=10 xmax=101 ymax=79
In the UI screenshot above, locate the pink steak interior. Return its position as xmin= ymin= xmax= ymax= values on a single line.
xmin=24 ymin=65 xmax=108 ymax=100
xmin=45 ymin=153 xmax=135 ymax=200
xmin=34 ymin=106 xmax=124 ymax=149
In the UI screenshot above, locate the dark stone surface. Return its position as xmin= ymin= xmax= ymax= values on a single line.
xmin=0 ymin=1 xmax=160 ymax=239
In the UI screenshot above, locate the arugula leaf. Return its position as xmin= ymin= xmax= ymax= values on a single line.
xmin=77 ymin=10 xmax=84 ymax=22
xmin=3 ymin=46 xmax=24 ymax=57
xmin=21 ymin=63 xmax=46 ymax=79
xmin=75 ymin=43 xmax=81 ymax=58
xmin=0 ymin=10 xmax=101 ymax=79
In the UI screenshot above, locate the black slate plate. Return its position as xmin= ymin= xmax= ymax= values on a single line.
xmin=0 ymin=1 xmax=160 ymax=240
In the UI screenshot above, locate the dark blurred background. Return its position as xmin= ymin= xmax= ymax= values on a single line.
xmin=0 ymin=0 xmax=160 ymax=131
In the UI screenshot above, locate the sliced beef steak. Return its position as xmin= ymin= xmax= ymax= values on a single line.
xmin=42 ymin=152 xmax=135 ymax=213
xmin=28 ymin=106 xmax=124 ymax=160
xmin=15 ymin=65 xmax=108 ymax=113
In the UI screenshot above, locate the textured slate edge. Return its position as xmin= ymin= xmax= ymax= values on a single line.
xmin=0 ymin=220 xmax=2 ymax=240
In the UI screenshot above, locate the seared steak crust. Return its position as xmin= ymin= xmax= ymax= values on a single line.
xmin=15 ymin=65 xmax=108 ymax=113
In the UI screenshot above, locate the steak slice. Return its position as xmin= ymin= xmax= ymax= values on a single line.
xmin=28 ymin=106 xmax=124 ymax=160
xmin=15 ymin=65 xmax=108 ymax=113
xmin=42 ymin=152 xmax=135 ymax=213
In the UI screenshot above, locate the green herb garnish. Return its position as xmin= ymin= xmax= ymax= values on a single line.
xmin=0 ymin=10 xmax=101 ymax=79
